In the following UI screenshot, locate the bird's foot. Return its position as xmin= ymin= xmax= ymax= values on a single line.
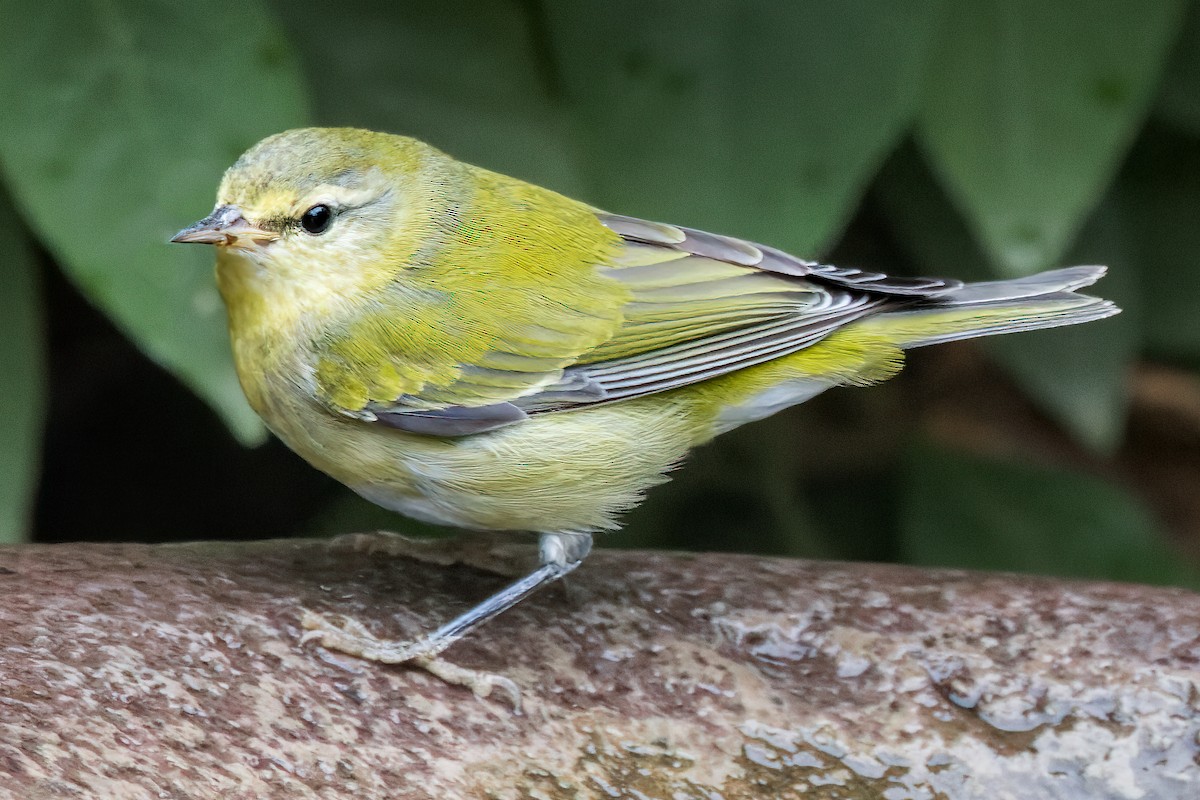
xmin=301 ymin=531 xmax=593 ymax=710
xmin=299 ymin=610 xmax=522 ymax=710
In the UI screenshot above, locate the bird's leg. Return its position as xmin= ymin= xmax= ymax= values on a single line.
xmin=300 ymin=532 xmax=592 ymax=696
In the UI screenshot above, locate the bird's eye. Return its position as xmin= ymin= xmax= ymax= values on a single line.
xmin=300 ymin=204 xmax=333 ymax=235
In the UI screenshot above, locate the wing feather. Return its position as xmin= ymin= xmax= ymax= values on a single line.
xmin=517 ymin=294 xmax=879 ymax=410
xmin=349 ymin=209 xmax=956 ymax=434
xmin=598 ymin=213 xmax=964 ymax=296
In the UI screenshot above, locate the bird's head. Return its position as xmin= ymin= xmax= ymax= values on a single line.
xmin=173 ymin=128 xmax=450 ymax=316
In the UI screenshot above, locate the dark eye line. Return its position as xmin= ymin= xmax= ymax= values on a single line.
xmin=287 ymin=188 xmax=395 ymax=236
xmin=259 ymin=216 xmax=292 ymax=233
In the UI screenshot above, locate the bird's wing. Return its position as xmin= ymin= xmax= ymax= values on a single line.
xmin=317 ymin=208 xmax=960 ymax=436
xmin=518 ymin=214 xmax=961 ymax=411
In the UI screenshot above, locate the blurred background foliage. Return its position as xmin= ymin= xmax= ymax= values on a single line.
xmin=2 ymin=0 xmax=1199 ymax=590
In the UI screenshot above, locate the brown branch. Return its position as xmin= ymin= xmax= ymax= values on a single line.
xmin=1 ymin=535 xmax=1197 ymax=799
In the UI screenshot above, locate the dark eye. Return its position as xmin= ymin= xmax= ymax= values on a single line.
xmin=300 ymin=204 xmax=333 ymax=235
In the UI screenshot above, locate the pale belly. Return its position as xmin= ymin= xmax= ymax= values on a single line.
xmin=266 ymin=391 xmax=702 ymax=534
xmin=254 ymin=359 xmax=834 ymax=535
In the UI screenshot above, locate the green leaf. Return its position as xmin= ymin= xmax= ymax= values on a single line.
xmin=277 ymin=0 xmax=585 ymax=196
xmin=1155 ymin=0 xmax=1200 ymax=136
xmin=1118 ymin=124 xmax=1200 ymax=364
xmin=0 ymin=195 xmax=45 ymax=543
xmin=876 ymin=145 xmax=1136 ymax=452
xmin=917 ymin=0 xmax=1185 ymax=276
xmin=543 ymin=0 xmax=942 ymax=255
xmin=0 ymin=1 xmax=310 ymax=444
xmin=900 ymin=441 xmax=1199 ymax=589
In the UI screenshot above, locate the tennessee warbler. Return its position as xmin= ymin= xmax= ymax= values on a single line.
xmin=174 ymin=127 xmax=1118 ymax=668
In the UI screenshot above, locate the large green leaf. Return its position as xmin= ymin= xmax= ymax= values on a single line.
xmin=0 ymin=1 xmax=310 ymax=444
xmin=877 ymin=145 xmax=1136 ymax=452
xmin=278 ymin=0 xmax=585 ymax=196
xmin=1156 ymin=0 xmax=1200 ymax=136
xmin=0 ymin=198 xmax=45 ymax=543
xmin=543 ymin=0 xmax=942 ymax=255
xmin=900 ymin=442 xmax=1199 ymax=588
xmin=917 ymin=0 xmax=1185 ymax=276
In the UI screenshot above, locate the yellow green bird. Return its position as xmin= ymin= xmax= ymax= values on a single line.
xmin=173 ymin=127 xmax=1118 ymax=666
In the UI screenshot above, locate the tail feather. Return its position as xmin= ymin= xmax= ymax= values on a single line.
xmin=858 ymin=266 xmax=1120 ymax=349
xmin=934 ymin=266 xmax=1107 ymax=305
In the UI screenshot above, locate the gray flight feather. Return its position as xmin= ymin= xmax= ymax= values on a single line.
xmin=598 ymin=213 xmax=964 ymax=297
xmin=370 ymin=402 xmax=529 ymax=437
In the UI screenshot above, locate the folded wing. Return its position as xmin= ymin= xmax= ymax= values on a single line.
xmin=335 ymin=212 xmax=959 ymax=435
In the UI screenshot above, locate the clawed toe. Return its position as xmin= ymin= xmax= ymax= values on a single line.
xmin=297 ymin=609 xmax=522 ymax=710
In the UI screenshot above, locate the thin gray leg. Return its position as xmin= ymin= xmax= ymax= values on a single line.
xmin=300 ymin=531 xmax=593 ymax=665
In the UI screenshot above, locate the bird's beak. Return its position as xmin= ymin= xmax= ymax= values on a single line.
xmin=171 ymin=205 xmax=278 ymax=248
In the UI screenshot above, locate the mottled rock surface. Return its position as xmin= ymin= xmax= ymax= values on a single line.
xmin=0 ymin=535 xmax=1197 ymax=799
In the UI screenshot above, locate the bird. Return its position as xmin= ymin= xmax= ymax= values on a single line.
xmin=172 ymin=126 xmax=1118 ymax=668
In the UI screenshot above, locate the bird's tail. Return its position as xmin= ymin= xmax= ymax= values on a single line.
xmin=856 ymin=266 xmax=1120 ymax=349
